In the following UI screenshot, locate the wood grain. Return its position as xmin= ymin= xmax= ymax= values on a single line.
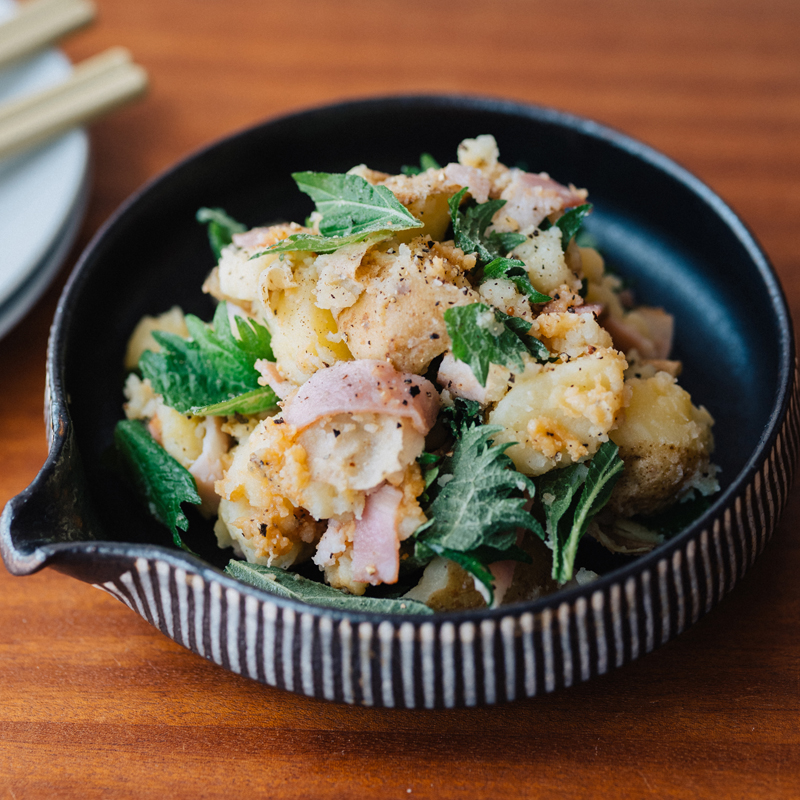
xmin=1 ymin=0 xmax=799 ymax=796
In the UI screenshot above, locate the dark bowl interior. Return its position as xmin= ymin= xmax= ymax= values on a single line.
xmin=49 ymin=96 xmax=791 ymax=575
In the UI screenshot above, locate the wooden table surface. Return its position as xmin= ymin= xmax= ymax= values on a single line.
xmin=2 ymin=0 xmax=799 ymax=796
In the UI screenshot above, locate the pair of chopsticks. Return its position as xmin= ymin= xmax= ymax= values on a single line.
xmin=0 ymin=0 xmax=148 ymax=160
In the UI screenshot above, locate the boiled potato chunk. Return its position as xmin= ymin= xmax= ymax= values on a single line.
xmin=215 ymin=497 xmax=320 ymax=569
xmin=123 ymin=306 xmax=189 ymax=371
xmin=260 ymin=260 xmax=352 ymax=385
xmin=214 ymin=418 xmax=325 ymax=567
xmin=530 ymin=311 xmax=613 ymax=358
xmin=218 ymin=247 xmax=279 ymax=307
xmin=297 ymin=413 xmax=424 ymax=494
xmin=337 ymin=236 xmax=479 ymax=374
xmin=154 ymin=404 xmax=204 ymax=467
xmin=512 ymin=227 xmax=582 ymax=296
xmin=479 ymin=278 xmax=534 ymax=322
xmin=489 ymin=348 xmax=628 ymax=475
xmin=394 ymin=192 xmax=451 ymax=243
xmin=608 ymin=371 xmax=717 ymax=516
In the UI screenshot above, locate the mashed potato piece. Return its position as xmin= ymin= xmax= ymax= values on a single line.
xmin=530 ymin=311 xmax=614 ymax=358
xmin=489 ymin=348 xmax=629 ymax=475
xmin=298 ymin=413 xmax=424 ymax=494
xmin=337 ymin=236 xmax=479 ymax=374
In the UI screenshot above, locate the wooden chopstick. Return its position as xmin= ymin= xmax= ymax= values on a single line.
xmin=0 ymin=0 xmax=96 ymax=69
xmin=0 ymin=47 xmax=148 ymax=160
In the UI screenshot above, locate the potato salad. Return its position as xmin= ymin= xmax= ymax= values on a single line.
xmin=116 ymin=135 xmax=719 ymax=613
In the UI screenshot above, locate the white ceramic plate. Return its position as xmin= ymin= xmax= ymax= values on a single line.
xmin=0 ymin=0 xmax=90 ymax=339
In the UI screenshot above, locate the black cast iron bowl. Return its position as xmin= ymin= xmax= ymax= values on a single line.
xmin=2 ymin=96 xmax=797 ymax=708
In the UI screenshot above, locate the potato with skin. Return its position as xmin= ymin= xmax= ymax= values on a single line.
xmin=608 ymin=371 xmax=717 ymax=516
xmin=337 ymin=236 xmax=479 ymax=374
xmin=402 ymin=534 xmax=557 ymax=611
xmin=403 ymin=557 xmax=487 ymax=611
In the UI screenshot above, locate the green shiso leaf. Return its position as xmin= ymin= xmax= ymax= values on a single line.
xmin=494 ymin=308 xmax=552 ymax=362
xmin=251 ymin=229 xmax=386 ymax=256
xmin=139 ymin=301 xmax=278 ymax=416
xmin=448 ymin=188 xmax=526 ymax=264
xmin=482 ymin=257 xmax=552 ymax=304
xmin=293 ymin=172 xmax=423 ymax=237
xmin=114 ymin=419 xmax=201 ymax=550
xmin=250 ymin=172 xmax=423 ymax=256
xmin=225 ymin=561 xmax=433 ymax=615
xmin=537 ymin=440 xmax=625 ymax=583
xmin=555 ymin=203 xmax=592 ymax=249
xmin=540 ymin=203 xmax=593 ymax=250
xmin=416 ymin=451 xmax=441 ymax=505
xmin=439 ymin=397 xmax=484 ymax=437
xmin=188 ymin=386 xmax=279 ymax=416
xmin=414 ymin=424 xmax=544 ymax=555
xmin=444 ymin=303 xmax=551 ymax=386
xmin=401 ymin=152 xmax=442 ymax=175
xmin=196 ymin=207 xmax=247 ymax=260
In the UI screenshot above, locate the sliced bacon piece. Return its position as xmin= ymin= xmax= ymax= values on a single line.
xmin=442 ymin=163 xmax=491 ymax=203
xmin=515 ymin=172 xmax=588 ymax=208
xmin=351 ymin=484 xmax=404 ymax=585
xmin=573 ymin=303 xmax=603 ymax=316
xmin=437 ymin=352 xmax=489 ymax=404
xmin=231 ymin=227 xmax=272 ymax=249
xmin=281 ymin=359 xmax=440 ymax=435
xmin=488 ymin=560 xmax=517 ymax=607
xmin=602 ymin=307 xmax=674 ymax=359
xmin=494 ymin=169 xmax=588 ymax=232
xmin=189 ymin=416 xmax=230 ymax=516
xmin=255 ymin=359 xmax=295 ymax=400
